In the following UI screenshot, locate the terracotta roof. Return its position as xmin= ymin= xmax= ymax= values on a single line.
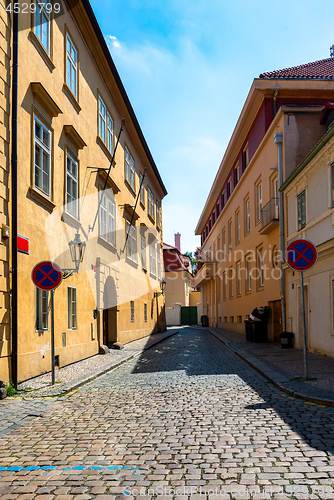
xmin=259 ymin=57 xmax=334 ymax=80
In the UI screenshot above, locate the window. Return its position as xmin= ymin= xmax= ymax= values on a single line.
xmin=332 ymin=278 xmax=334 ymax=333
xmin=150 ymin=241 xmax=156 ymax=275
xmin=125 ymin=146 xmax=135 ymax=191
xmin=36 ymin=288 xmax=49 ymax=331
xmin=331 ymin=164 xmax=334 ymax=207
xmin=223 ymin=271 xmax=227 ymax=301
xmin=34 ymin=116 xmax=51 ymax=197
xmin=228 ymin=219 xmax=232 ymax=251
xmin=246 ymin=256 xmax=252 ymax=292
xmin=66 ymin=33 xmax=77 ymax=98
xmin=227 ymin=176 xmax=232 ymax=198
xmin=273 ymin=177 xmax=279 ymax=218
xmin=100 ymin=190 xmax=116 ymax=246
xmin=222 ymin=190 xmax=225 ymax=207
xmin=236 ymin=209 xmax=240 ymax=244
xmin=34 ymin=0 xmax=50 ymax=54
xmin=67 ymin=287 xmax=77 ymax=330
xmin=66 ymin=153 xmax=78 ymax=218
xmin=217 ymin=276 xmax=221 ymax=302
xmin=229 ymin=267 xmax=234 ymax=298
xmin=257 ymin=247 xmax=264 ymax=288
xmin=131 ymin=301 xmax=134 ymax=322
xmin=245 ymin=197 xmax=250 ymax=234
xmin=141 ymin=234 xmax=146 ymax=268
xmin=234 ymin=163 xmax=240 ymax=185
xmin=126 ymin=221 xmax=137 ymax=262
xmin=139 ymin=174 xmax=145 ymax=205
xmin=144 ymin=303 xmax=147 ymax=323
xmin=237 ymin=262 xmax=241 ymax=296
xmin=217 ymin=235 xmax=221 ymax=261
xmin=98 ymin=96 xmax=114 ymax=153
xmin=297 ymin=190 xmax=306 ymax=230
xmin=256 ymin=182 xmax=262 ymax=223
xmin=148 ymin=188 xmax=154 ymax=219
xmin=243 ymin=143 xmax=249 ymax=170
xmin=157 ymin=246 xmax=161 ymax=279
xmin=156 ymin=201 xmax=160 ymax=227
xmin=222 ymin=229 xmax=226 ymax=260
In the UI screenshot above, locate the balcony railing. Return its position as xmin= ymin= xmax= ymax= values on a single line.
xmin=260 ymin=197 xmax=279 ymax=234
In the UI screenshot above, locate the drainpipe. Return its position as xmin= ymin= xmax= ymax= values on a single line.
xmin=273 ymin=90 xmax=278 ymax=116
xmin=274 ymin=132 xmax=286 ymax=332
xmin=11 ymin=11 xmax=18 ymax=387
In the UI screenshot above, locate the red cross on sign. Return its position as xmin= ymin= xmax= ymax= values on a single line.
xmin=285 ymin=239 xmax=318 ymax=272
xmin=32 ymin=261 xmax=63 ymax=291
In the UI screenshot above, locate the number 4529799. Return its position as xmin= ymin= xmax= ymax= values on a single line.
xmin=6 ymin=3 xmax=61 ymax=13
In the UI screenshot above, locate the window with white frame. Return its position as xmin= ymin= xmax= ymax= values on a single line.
xmin=66 ymin=33 xmax=77 ymax=98
xmin=125 ymin=146 xmax=135 ymax=191
xmin=149 ymin=240 xmax=156 ymax=275
xmin=98 ymin=96 xmax=113 ymax=154
xmin=297 ymin=190 xmax=306 ymax=230
xmin=246 ymin=256 xmax=252 ymax=292
xmin=144 ymin=303 xmax=147 ymax=323
xmin=222 ymin=228 xmax=226 ymax=260
xmin=217 ymin=275 xmax=221 ymax=302
xmin=234 ymin=163 xmax=240 ymax=185
xmin=228 ymin=219 xmax=232 ymax=251
xmin=34 ymin=116 xmax=51 ymax=197
xmin=229 ymin=267 xmax=234 ymax=298
xmin=126 ymin=221 xmax=137 ymax=262
xmin=243 ymin=143 xmax=249 ymax=169
xmin=141 ymin=233 xmax=146 ymax=268
xmin=67 ymin=287 xmax=77 ymax=330
xmin=148 ymin=188 xmax=154 ymax=219
xmin=156 ymin=201 xmax=160 ymax=227
xmin=157 ymin=246 xmax=161 ymax=279
xmin=139 ymin=173 xmax=145 ymax=205
xmin=223 ymin=271 xmax=227 ymax=300
xmin=237 ymin=262 xmax=241 ymax=296
xmin=245 ymin=197 xmax=250 ymax=234
xmin=130 ymin=301 xmax=134 ymax=322
xmin=256 ymin=182 xmax=262 ymax=222
xmin=34 ymin=0 xmax=50 ymax=54
xmin=66 ymin=153 xmax=78 ymax=218
xmin=257 ymin=247 xmax=264 ymax=288
xmin=35 ymin=288 xmax=49 ymax=331
xmin=227 ymin=176 xmax=232 ymax=198
xmin=236 ymin=209 xmax=240 ymax=244
xmin=100 ymin=190 xmax=116 ymax=246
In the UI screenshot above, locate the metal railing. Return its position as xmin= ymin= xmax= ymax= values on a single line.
xmin=260 ymin=197 xmax=279 ymax=229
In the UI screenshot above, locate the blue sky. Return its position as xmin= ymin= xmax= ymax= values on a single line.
xmin=91 ymin=0 xmax=334 ymax=254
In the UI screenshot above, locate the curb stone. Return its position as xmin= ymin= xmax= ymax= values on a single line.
xmin=208 ymin=328 xmax=334 ymax=408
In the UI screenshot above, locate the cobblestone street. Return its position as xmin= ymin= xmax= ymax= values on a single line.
xmin=1 ymin=328 xmax=334 ymax=499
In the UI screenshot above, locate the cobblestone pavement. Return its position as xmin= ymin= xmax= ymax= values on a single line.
xmin=1 ymin=328 xmax=334 ymax=499
xmin=208 ymin=327 xmax=334 ymax=402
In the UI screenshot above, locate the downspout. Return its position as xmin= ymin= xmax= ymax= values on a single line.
xmin=274 ymin=133 xmax=286 ymax=332
xmin=11 ymin=11 xmax=18 ymax=387
xmin=273 ymin=90 xmax=278 ymax=116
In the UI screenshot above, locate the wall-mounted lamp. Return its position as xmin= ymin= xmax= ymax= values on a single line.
xmin=154 ymin=279 xmax=166 ymax=298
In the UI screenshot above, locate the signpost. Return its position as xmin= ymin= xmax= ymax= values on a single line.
xmin=285 ymin=239 xmax=318 ymax=378
xmin=32 ymin=261 xmax=63 ymax=385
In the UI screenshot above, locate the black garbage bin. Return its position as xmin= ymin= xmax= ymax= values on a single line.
xmin=201 ymin=315 xmax=209 ymax=327
xmin=279 ymin=331 xmax=293 ymax=348
xmin=244 ymin=320 xmax=251 ymax=341
xmin=251 ymin=320 xmax=268 ymax=342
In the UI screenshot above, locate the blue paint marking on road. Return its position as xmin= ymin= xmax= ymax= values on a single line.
xmin=0 ymin=464 xmax=142 ymax=473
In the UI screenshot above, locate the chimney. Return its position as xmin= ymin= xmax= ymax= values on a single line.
xmin=174 ymin=232 xmax=181 ymax=252
xmin=331 ymin=45 xmax=334 ymax=58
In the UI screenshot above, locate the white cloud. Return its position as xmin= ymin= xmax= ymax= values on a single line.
xmin=105 ymin=35 xmax=122 ymax=49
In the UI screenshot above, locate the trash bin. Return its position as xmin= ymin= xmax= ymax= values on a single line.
xmin=279 ymin=331 xmax=294 ymax=348
xmin=201 ymin=315 xmax=209 ymax=327
xmin=244 ymin=320 xmax=251 ymax=341
xmin=251 ymin=321 xmax=268 ymax=342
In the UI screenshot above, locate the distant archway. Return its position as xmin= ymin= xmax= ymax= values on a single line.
xmin=103 ymin=276 xmax=118 ymax=345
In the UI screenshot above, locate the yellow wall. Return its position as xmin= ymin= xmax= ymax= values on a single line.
xmin=165 ymin=270 xmax=190 ymax=307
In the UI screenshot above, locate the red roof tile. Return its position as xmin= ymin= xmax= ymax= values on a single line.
xmin=259 ymin=57 xmax=334 ymax=79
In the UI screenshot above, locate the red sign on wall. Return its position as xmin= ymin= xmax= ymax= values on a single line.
xmin=17 ymin=235 xmax=29 ymax=254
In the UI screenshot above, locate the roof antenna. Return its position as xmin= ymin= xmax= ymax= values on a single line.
xmin=330 ymin=45 xmax=334 ymax=58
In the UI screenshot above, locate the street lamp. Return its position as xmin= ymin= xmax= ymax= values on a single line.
xmin=154 ymin=279 xmax=166 ymax=298
xmin=62 ymin=230 xmax=86 ymax=278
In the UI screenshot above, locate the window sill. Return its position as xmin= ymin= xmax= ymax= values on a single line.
xmin=96 ymin=135 xmax=113 ymax=163
xmin=98 ymin=236 xmax=117 ymax=253
xmin=29 ymin=31 xmax=55 ymax=72
xmin=156 ymin=225 xmax=161 ymax=232
xmin=257 ymin=286 xmax=264 ymax=292
xmin=244 ymin=230 xmax=250 ymax=237
xmin=124 ymin=179 xmax=136 ymax=197
xmin=62 ymin=211 xmax=81 ymax=230
xmin=255 ymin=219 xmax=262 ymax=227
xmin=28 ymin=187 xmax=55 ymax=213
xmin=140 ymin=202 xmax=145 ymax=210
xmin=142 ymin=266 xmax=147 ymax=273
xmin=63 ymin=84 xmax=81 ymax=113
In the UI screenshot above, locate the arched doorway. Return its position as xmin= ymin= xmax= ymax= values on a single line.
xmin=103 ymin=276 xmax=118 ymax=346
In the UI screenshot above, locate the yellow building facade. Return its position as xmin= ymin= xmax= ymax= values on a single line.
xmin=195 ymin=71 xmax=334 ymax=340
xmin=0 ymin=0 xmax=167 ymax=383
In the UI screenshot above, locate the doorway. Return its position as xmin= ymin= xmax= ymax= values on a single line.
xmin=103 ymin=276 xmax=118 ymax=346
xmin=272 ymin=300 xmax=282 ymax=343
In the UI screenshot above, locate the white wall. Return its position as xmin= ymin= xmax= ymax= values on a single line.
xmin=166 ymin=303 xmax=181 ymax=326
